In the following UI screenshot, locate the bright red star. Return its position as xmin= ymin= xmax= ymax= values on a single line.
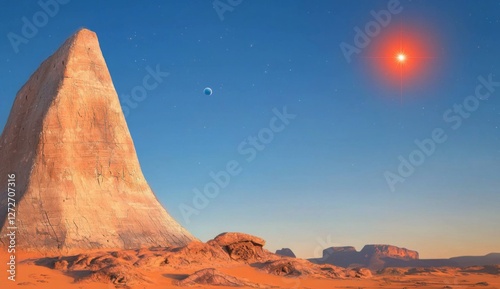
xmin=364 ymin=23 xmax=438 ymax=101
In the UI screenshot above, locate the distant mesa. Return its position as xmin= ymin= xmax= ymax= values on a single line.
xmin=310 ymin=244 xmax=421 ymax=270
xmin=450 ymin=253 xmax=500 ymax=267
xmin=0 ymin=28 xmax=196 ymax=254
xmin=317 ymin=244 xmax=418 ymax=269
xmin=310 ymin=244 xmax=499 ymax=271
xmin=275 ymin=248 xmax=296 ymax=258
xmin=360 ymin=244 xmax=419 ymax=260
xmin=327 ymin=246 xmax=357 ymax=253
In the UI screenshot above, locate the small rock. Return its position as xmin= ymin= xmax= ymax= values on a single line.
xmin=276 ymin=248 xmax=296 ymax=258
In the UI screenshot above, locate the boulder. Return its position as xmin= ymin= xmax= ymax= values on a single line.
xmin=276 ymin=248 xmax=296 ymax=258
xmin=212 ymin=232 xmax=267 ymax=262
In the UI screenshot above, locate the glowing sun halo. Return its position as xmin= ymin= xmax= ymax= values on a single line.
xmin=397 ymin=53 xmax=407 ymax=63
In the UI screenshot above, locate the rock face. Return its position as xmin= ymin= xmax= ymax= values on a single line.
xmin=360 ymin=245 xmax=419 ymax=260
xmin=0 ymin=28 xmax=196 ymax=254
xmin=275 ymin=248 xmax=296 ymax=258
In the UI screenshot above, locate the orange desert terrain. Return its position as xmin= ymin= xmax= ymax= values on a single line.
xmin=1 ymin=245 xmax=500 ymax=288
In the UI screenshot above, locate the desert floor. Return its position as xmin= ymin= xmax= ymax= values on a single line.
xmin=1 ymin=252 xmax=499 ymax=289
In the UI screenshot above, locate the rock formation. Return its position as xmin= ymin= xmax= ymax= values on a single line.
xmin=450 ymin=253 xmax=500 ymax=267
xmin=275 ymin=248 xmax=296 ymax=258
xmin=176 ymin=268 xmax=264 ymax=287
xmin=312 ymin=244 xmax=500 ymax=270
xmin=260 ymin=258 xmax=371 ymax=279
xmin=31 ymin=232 xmax=372 ymax=287
xmin=0 ymin=28 xmax=196 ymax=254
xmin=319 ymin=246 xmax=361 ymax=267
xmin=310 ymin=244 xmax=420 ymax=270
xmin=213 ymin=232 xmax=267 ymax=262
xmin=360 ymin=244 xmax=419 ymax=260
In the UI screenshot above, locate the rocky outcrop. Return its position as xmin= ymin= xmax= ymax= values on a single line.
xmin=128 ymin=232 xmax=278 ymax=268
xmin=213 ymin=232 xmax=268 ymax=262
xmin=0 ymin=28 xmax=196 ymax=254
xmin=176 ymin=268 xmax=264 ymax=287
xmin=261 ymin=258 xmax=371 ymax=279
xmin=214 ymin=232 xmax=266 ymax=247
xmin=79 ymin=263 xmax=152 ymax=286
xmin=34 ymin=251 xmax=152 ymax=286
xmin=275 ymin=248 xmax=296 ymax=258
xmin=31 ymin=232 xmax=370 ymax=286
xmin=161 ymin=241 xmax=235 ymax=267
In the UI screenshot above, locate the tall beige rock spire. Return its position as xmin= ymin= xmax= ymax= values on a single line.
xmin=0 ymin=28 xmax=196 ymax=254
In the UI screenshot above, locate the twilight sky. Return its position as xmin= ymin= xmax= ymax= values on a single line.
xmin=1 ymin=0 xmax=499 ymax=259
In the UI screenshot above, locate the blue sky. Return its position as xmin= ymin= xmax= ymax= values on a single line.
xmin=1 ymin=0 xmax=499 ymax=258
